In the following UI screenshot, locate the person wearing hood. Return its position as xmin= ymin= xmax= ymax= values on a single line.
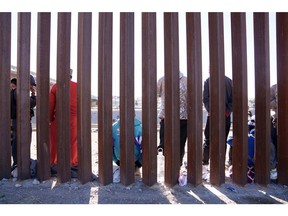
xmin=112 ymin=117 xmax=143 ymax=177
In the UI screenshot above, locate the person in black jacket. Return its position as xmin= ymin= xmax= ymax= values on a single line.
xmin=10 ymin=75 xmax=37 ymax=170
xmin=202 ymin=75 xmax=233 ymax=166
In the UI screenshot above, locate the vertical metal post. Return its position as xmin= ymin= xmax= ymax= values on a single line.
xmin=142 ymin=12 xmax=157 ymax=186
xmin=77 ymin=12 xmax=92 ymax=184
xmin=164 ymin=12 xmax=180 ymax=186
xmin=36 ymin=12 xmax=51 ymax=181
xmin=98 ymin=12 xmax=113 ymax=185
xmin=253 ymin=13 xmax=270 ymax=185
xmin=120 ymin=12 xmax=135 ymax=186
xmin=231 ymin=12 xmax=248 ymax=186
xmin=56 ymin=12 xmax=71 ymax=183
xmin=208 ymin=12 xmax=226 ymax=186
xmin=186 ymin=12 xmax=202 ymax=186
xmin=17 ymin=12 xmax=31 ymax=179
xmin=276 ymin=12 xmax=288 ymax=185
xmin=0 ymin=12 xmax=11 ymax=179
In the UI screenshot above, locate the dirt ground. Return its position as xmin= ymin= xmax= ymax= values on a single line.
xmin=1 ymin=173 xmax=288 ymax=205
xmin=1 ymin=130 xmax=288 ymax=209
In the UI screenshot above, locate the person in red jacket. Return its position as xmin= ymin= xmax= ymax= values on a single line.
xmin=49 ymin=69 xmax=78 ymax=176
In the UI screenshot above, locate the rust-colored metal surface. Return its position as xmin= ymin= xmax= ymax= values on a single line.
xmin=141 ymin=12 xmax=157 ymax=186
xmin=186 ymin=12 xmax=203 ymax=186
xmin=36 ymin=12 xmax=51 ymax=181
xmin=208 ymin=12 xmax=226 ymax=186
xmin=0 ymin=13 xmax=11 ymax=179
xmin=119 ymin=12 xmax=135 ymax=186
xmin=77 ymin=12 xmax=92 ymax=184
xmin=230 ymin=13 xmax=248 ymax=186
xmin=1 ymin=11 xmax=285 ymax=189
xmin=163 ymin=12 xmax=180 ymax=187
xmin=98 ymin=12 xmax=113 ymax=185
xmin=276 ymin=13 xmax=288 ymax=185
xmin=56 ymin=12 xmax=71 ymax=183
xmin=253 ymin=13 xmax=270 ymax=186
xmin=17 ymin=13 xmax=32 ymax=180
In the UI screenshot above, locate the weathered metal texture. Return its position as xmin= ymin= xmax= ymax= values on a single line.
xmin=253 ymin=13 xmax=270 ymax=185
xmin=230 ymin=13 xmax=248 ymax=186
xmin=141 ymin=12 xmax=157 ymax=186
xmin=208 ymin=12 xmax=226 ymax=186
xmin=120 ymin=12 xmax=135 ymax=186
xmin=276 ymin=13 xmax=288 ymax=185
xmin=77 ymin=12 xmax=92 ymax=184
xmin=164 ymin=12 xmax=180 ymax=186
xmin=36 ymin=12 xmax=51 ymax=181
xmin=17 ymin=12 xmax=31 ymax=179
xmin=0 ymin=12 xmax=11 ymax=179
xmin=186 ymin=12 xmax=202 ymax=186
xmin=56 ymin=12 xmax=71 ymax=183
xmin=98 ymin=12 xmax=113 ymax=185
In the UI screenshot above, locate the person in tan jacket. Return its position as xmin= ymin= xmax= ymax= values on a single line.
xmin=157 ymin=71 xmax=188 ymax=167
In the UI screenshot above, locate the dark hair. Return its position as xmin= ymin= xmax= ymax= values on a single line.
xmin=30 ymin=75 xmax=36 ymax=86
xmin=11 ymin=78 xmax=17 ymax=85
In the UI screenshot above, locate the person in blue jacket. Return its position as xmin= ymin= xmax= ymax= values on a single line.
xmin=112 ymin=118 xmax=142 ymax=177
xmin=226 ymin=128 xmax=255 ymax=183
xmin=227 ymin=128 xmax=255 ymax=167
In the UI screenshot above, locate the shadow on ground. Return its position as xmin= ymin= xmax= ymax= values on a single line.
xmin=0 ymin=177 xmax=287 ymax=204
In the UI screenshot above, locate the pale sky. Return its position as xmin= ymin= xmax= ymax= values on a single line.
xmin=7 ymin=1 xmax=282 ymax=100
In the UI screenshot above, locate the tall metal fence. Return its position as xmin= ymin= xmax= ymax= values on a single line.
xmin=0 ymin=12 xmax=287 ymax=187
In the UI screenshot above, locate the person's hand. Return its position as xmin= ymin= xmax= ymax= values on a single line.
xmin=272 ymin=117 xmax=277 ymax=125
xmin=30 ymin=86 xmax=36 ymax=96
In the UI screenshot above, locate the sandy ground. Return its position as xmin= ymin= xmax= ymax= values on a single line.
xmin=1 ymin=130 xmax=288 ymax=209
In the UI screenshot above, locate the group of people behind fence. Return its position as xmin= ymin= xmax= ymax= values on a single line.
xmin=154 ymin=69 xmax=279 ymax=184
xmin=10 ymin=70 xmax=79 ymax=179
xmin=10 ymin=69 xmax=279 ymax=184
xmin=156 ymin=72 xmax=234 ymax=184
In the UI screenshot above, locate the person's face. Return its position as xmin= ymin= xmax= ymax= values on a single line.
xmin=10 ymin=83 xmax=16 ymax=90
xmin=30 ymin=85 xmax=36 ymax=93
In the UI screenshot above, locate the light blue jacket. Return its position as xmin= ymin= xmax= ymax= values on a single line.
xmin=112 ymin=118 xmax=142 ymax=165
